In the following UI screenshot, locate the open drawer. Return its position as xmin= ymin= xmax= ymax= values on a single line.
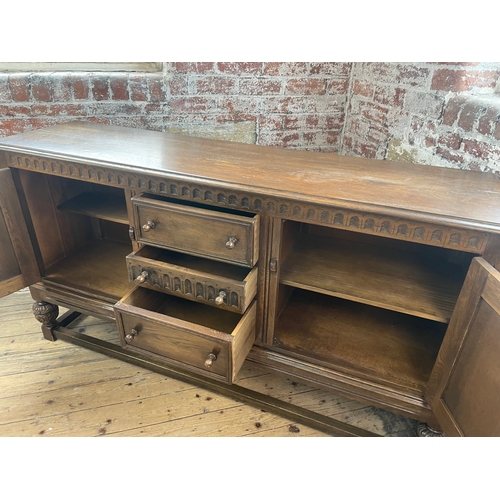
xmin=131 ymin=194 xmax=260 ymax=267
xmin=114 ymin=287 xmax=257 ymax=384
xmin=126 ymin=245 xmax=258 ymax=313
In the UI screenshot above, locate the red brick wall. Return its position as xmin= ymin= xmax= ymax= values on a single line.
xmin=0 ymin=62 xmax=351 ymax=153
xmin=343 ymin=62 xmax=500 ymax=174
xmin=166 ymin=62 xmax=351 ymax=151
xmin=0 ymin=71 xmax=168 ymax=135
xmin=1 ymin=62 xmax=499 ymax=174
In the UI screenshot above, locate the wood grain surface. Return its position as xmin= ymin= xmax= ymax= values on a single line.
xmin=57 ymin=191 xmax=129 ymax=224
xmin=280 ymin=233 xmax=468 ymax=323
xmin=273 ymin=288 xmax=446 ymax=394
xmin=0 ymin=289 xmax=418 ymax=436
xmin=1 ymin=122 xmax=499 ymax=229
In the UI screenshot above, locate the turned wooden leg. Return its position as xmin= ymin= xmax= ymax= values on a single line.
xmin=32 ymin=301 xmax=59 ymax=341
xmin=417 ymin=422 xmax=444 ymax=437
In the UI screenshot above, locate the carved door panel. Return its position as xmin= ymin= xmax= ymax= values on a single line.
xmin=426 ymin=257 xmax=500 ymax=436
xmin=0 ymin=167 xmax=40 ymax=299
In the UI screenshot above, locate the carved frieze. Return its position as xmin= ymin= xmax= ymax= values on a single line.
xmin=128 ymin=264 xmax=242 ymax=312
xmin=7 ymin=152 xmax=489 ymax=253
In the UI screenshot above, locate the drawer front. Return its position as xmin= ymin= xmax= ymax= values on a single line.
xmin=126 ymin=247 xmax=258 ymax=313
xmin=132 ymin=196 xmax=259 ymax=267
xmin=115 ymin=288 xmax=257 ymax=384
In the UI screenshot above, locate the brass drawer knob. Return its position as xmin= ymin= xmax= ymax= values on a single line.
xmin=125 ymin=328 xmax=138 ymax=342
xmin=204 ymin=353 xmax=217 ymax=368
xmin=142 ymin=220 xmax=156 ymax=232
xmin=225 ymin=236 xmax=238 ymax=249
xmin=135 ymin=271 xmax=148 ymax=283
xmin=215 ymin=291 xmax=227 ymax=305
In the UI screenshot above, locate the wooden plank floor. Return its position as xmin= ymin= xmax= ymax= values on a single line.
xmin=0 ymin=288 xmax=418 ymax=437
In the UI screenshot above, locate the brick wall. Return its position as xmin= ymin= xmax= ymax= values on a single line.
xmin=1 ymin=62 xmax=499 ymax=174
xmin=0 ymin=62 xmax=351 ymax=153
xmin=0 ymin=71 xmax=169 ymax=136
xmin=166 ymin=62 xmax=350 ymax=152
xmin=343 ymin=62 xmax=500 ymax=174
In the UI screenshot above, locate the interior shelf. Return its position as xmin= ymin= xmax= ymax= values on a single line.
xmin=44 ymin=239 xmax=134 ymax=300
xmin=274 ymin=288 xmax=446 ymax=394
xmin=280 ymin=233 xmax=469 ymax=323
xmin=57 ymin=192 xmax=129 ymax=225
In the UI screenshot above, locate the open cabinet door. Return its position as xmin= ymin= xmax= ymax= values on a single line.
xmin=0 ymin=167 xmax=40 ymax=299
xmin=426 ymin=257 xmax=500 ymax=436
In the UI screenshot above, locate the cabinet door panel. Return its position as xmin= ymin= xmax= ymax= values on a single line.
xmin=0 ymin=167 xmax=40 ymax=299
xmin=427 ymin=257 xmax=500 ymax=436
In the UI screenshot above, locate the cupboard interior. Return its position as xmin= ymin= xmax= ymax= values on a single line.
xmin=18 ymin=170 xmax=133 ymax=300
xmin=273 ymin=220 xmax=475 ymax=393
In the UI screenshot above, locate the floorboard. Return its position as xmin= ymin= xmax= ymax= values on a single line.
xmin=0 ymin=289 xmax=418 ymax=437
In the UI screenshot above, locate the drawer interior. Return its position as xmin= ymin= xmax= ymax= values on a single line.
xmin=121 ymin=286 xmax=244 ymax=334
xmin=131 ymin=245 xmax=252 ymax=281
xmin=138 ymin=192 xmax=256 ymax=219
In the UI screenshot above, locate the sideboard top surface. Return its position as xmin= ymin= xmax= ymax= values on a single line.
xmin=1 ymin=121 xmax=500 ymax=229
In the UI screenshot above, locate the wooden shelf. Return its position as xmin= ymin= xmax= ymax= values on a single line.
xmin=274 ymin=288 xmax=446 ymax=394
xmin=280 ymin=234 xmax=468 ymax=323
xmin=44 ymin=239 xmax=134 ymax=300
xmin=57 ymin=192 xmax=129 ymax=225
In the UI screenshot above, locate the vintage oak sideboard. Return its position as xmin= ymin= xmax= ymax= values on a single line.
xmin=1 ymin=121 xmax=499 ymax=437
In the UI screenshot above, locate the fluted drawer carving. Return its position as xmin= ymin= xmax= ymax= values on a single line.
xmin=126 ymin=246 xmax=258 ymax=314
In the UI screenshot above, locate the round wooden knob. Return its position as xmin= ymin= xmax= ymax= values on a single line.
xmin=215 ymin=291 xmax=226 ymax=305
xmin=204 ymin=353 xmax=217 ymax=368
xmin=125 ymin=328 xmax=138 ymax=342
xmin=225 ymin=237 xmax=237 ymax=249
xmin=142 ymin=221 xmax=156 ymax=232
xmin=135 ymin=271 xmax=148 ymax=283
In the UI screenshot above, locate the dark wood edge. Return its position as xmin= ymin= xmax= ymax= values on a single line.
xmin=3 ymin=148 xmax=500 ymax=236
xmin=425 ymin=257 xmax=490 ymax=405
xmin=5 ymin=152 xmax=497 ymax=245
xmin=57 ymin=309 xmax=84 ymax=326
xmin=248 ymin=346 xmax=434 ymax=423
xmin=30 ymin=282 xmax=117 ymax=321
xmin=0 ymin=165 xmax=43 ymax=286
xmin=51 ymin=325 xmax=379 ymax=437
